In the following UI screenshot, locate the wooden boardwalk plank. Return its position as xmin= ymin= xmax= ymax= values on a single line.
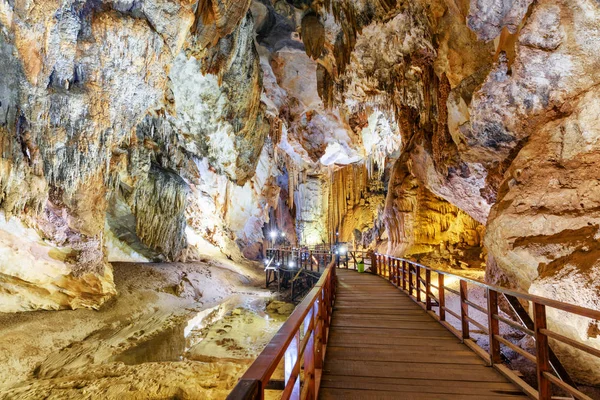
xmin=325 ymin=346 xmax=486 ymax=365
xmin=319 ymin=269 xmax=525 ymax=399
xmin=319 ymin=388 xmax=526 ymax=399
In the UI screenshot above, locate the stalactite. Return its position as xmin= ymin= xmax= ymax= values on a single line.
xmin=326 ymin=162 xmax=386 ymax=244
xmin=301 ymin=11 xmax=325 ymax=60
xmin=191 ymin=0 xmax=252 ymax=49
xmin=432 ymin=73 xmax=459 ymax=173
xmin=316 ymin=64 xmax=335 ymax=109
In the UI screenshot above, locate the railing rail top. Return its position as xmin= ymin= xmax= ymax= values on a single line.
xmin=376 ymin=253 xmax=600 ymax=321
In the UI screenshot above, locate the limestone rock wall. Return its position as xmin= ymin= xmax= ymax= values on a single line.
xmin=0 ymin=0 xmax=281 ymax=311
xmin=383 ymin=152 xmax=484 ymax=270
xmin=295 ymin=0 xmax=600 ymax=383
xmin=2 ymin=0 xmax=600 ymax=382
xmin=0 ymin=0 xmax=195 ymax=311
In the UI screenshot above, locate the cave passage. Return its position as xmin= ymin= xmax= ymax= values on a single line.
xmin=2 ymin=0 xmax=600 ymax=399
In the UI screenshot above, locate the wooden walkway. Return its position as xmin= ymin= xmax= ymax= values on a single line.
xmin=319 ymin=269 xmax=527 ymax=399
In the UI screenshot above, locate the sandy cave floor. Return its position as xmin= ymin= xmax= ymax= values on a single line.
xmin=0 ymin=259 xmax=293 ymax=399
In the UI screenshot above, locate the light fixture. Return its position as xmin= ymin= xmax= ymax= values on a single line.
xmin=270 ymin=231 xmax=277 ymax=238
xmin=340 ymin=247 xmax=347 ymax=255
xmin=281 ymin=232 xmax=285 ymax=237
xmin=264 ymin=259 xmax=269 ymax=265
xmin=289 ymin=261 xmax=295 ymax=268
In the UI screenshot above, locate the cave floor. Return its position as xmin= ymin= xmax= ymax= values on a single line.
xmin=0 ymin=260 xmax=289 ymax=399
xmin=320 ymin=269 xmax=526 ymax=399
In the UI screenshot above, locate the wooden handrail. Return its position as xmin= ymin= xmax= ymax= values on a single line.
xmin=372 ymin=253 xmax=600 ymax=400
xmin=376 ymin=254 xmax=600 ymax=321
xmin=227 ymin=258 xmax=337 ymax=400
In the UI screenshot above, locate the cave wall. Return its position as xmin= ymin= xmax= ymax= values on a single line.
xmin=0 ymin=0 xmax=283 ymax=312
xmin=296 ymin=0 xmax=600 ymax=383
xmin=2 ymin=0 xmax=600 ymax=381
xmin=0 ymin=0 xmax=401 ymax=311
xmin=384 ymin=156 xmax=485 ymax=270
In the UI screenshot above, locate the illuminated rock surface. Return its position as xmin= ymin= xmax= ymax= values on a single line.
xmin=1 ymin=0 xmax=600 ymax=389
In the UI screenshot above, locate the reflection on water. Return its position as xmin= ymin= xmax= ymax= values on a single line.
xmin=111 ymin=294 xmax=291 ymax=365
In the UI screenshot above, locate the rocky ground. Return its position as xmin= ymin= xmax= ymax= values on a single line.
xmin=0 ymin=259 xmax=292 ymax=399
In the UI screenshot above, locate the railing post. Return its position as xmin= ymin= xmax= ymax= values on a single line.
xmin=438 ymin=273 xmax=445 ymax=321
xmin=416 ymin=265 xmax=421 ymax=303
xmin=408 ymin=264 xmax=413 ymax=297
xmin=394 ymin=259 xmax=400 ymax=286
xmin=459 ymin=280 xmax=470 ymax=340
xmin=284 ymin=331 xmax=300 ymax=399
xmin=304 ymin=306 xmax=316 ymax=400
xmin=402 ymin=261 xmax=407 ymax=291
xmin=534 ymin=302 xmax=552 ymax=399
xmin=487 ymin=289 xmax=501 ymax=365
xmin=387 ymin=256 xmax=391 ymax=281
xmin=315 ymin=292 xmax=324 ymax=371
xmin=425 ymin=269 xmax=432 ymax=311
xmin=371 ymin=253 xmax=376 ymax=275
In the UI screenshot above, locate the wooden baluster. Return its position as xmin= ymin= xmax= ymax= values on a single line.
xmin=387 ymin=256 xmax=391 ymax=281
xmin=416 ymin=265 xmax=421 ymax=302
xmin=534 ymin=302 xmax=552 ymax=399
xmin=402 ymin=261 xmax=407 ymax=291
xmin=315 ymin=292 xmax=324 ymax=371
xmin=459 ymin=280 xmax=470 ymax=340
xmin=322 ymin=281 xmax=330 ymax=336
xmin=425 ymin=269 xmax=432 ymax=311
xmin=408 ymin=264 xmax=413 ymax=297
xmin=304 ymin=306 xmax=315 ymax=400
xmin=438 ymin=273 xmax=445 ymax=321
xmin=284 ymin=331 xmax=300 ymax=399
xmin=371 ymin=252 xmax=376 ymax=275
xmin=394 ymin=259 xmax=400 ymax=286
xmin=487 ymin=289 xmax=501 ymax=365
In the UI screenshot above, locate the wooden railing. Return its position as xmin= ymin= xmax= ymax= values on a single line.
xmin=227 ymin=258 xmax=336 ymax=400
xmin=335 ymin=249 xmax=370 ymax=270
xmin=371 ymin=253 xmax=600 ymax=400
xmin=266 ymin=248 xmax=333 ymax=273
